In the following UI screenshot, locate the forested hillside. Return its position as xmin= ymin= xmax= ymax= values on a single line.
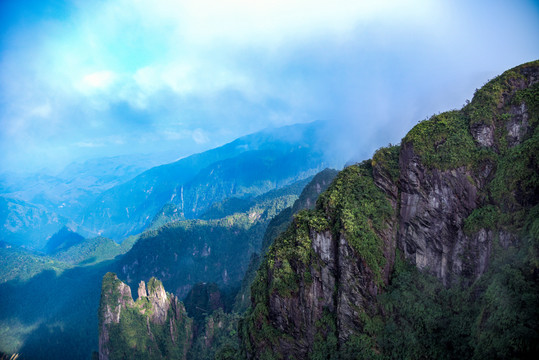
xmin=240 ymin=60 xmax=539 ymax=359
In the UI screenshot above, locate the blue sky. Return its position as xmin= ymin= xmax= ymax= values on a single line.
xmin=1 ymin=0 xmax=538 ymax=173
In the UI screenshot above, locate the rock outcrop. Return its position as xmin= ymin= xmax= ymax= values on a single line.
xmin=241 ymin=60 xmax=539 ymax=358
xmin=242 ymin=162 xmax=399 ymax=358
xmin=398 ymin=142 xmax=482 ymax=286
xmin=398 ymin=61 xmax=538 ymax=286
xmin=98 ymin=273 xmax=192 ymax=360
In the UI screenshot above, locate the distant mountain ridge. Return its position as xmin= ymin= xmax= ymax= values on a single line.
xmin=79 ymin=121 xmax=336 ymax=240
xmin=0 ymin=121 xmax=339 ymax=248
xmin=0 ymin=195 xmax=69 ymax=249
xmin=0 ymin=154 xmax=171 ymax=248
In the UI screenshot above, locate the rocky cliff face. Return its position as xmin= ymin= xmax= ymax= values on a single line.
xmin=98 ymin=273 xmax=192 ymax=360
xmin=241 ymin=61 xmax=539 ymax=358
xmin=232 ymin=169 xmax=339 ymax=314
xmin=241 ymin=162 xmax=398 ymax=358
xmin=398 ymin=62 xmax=539 ymax=287
xmin=398 ymin=141 xmax=484 ymax=286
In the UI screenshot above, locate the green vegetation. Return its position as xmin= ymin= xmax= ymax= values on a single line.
xmin=239 ymin=258 xmax=283 ymax=358
xmin=463 ymin=205 xmax=500 ymax=234
xmin=318 ymin=164 xmax=393 ymax=285
xmin=403 ymin=110 xmax=478 ymax=170
xmin=149 ymin=203 xmax=186 ymax=230
xmin=52 ymin=236 xmax=135 ymax=265
xmin=465 ymin=60 xmax=539 ymax=127
xmin=184 ymin=283 xmax=226 ymax=327
xmin=365 ymin=230 xmax=539 ymax=360
xmin=489 ymin=127 xmax=539 ymax=214
xmin=188 ymin=310 xmax=242 ymax=360
xmin=513 ymin=82 xmax=539 ymax=123
xmin=372 ymin=144 xmax=400 ymax=182
xmin=404 ymin=60 xmax=539 ymax=170
xmin=43 ymin=227 xmax=85 ymax=254
xmin=312 ymin=311 xmax=338 ymax=360
xmin=0 ymin=246 xmax=71 ymax=283
xmin=100 ymin=274 xmax=192 ymax=360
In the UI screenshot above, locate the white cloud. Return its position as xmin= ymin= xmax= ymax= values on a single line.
xmin=81 ymin=71 xmax=117 ymax=90
xmin=120 ymin=0 xmax=438 ymax=46
xmin=1 ymin=0 xmax=538 ymax=172
xmin=29 ymin=103 xmax=52 ymax=118
xmin=192 ymin=128 xmax=209 ymax=144
xmin=74 ymin=136 xmax=125 ymax=148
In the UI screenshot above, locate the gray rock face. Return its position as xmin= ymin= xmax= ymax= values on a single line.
xmin=267 ymin=230 xmax=336 ymax=358
xmin=471 ymin=122 xmax=495 ymax=147
xmin=336 ymin=234 xmax=377 ymax=343
xmin=336 ymin=162 xmax=399 ymax=343
xmin=99 ymin=274 xmax=135 ymax=360
xmin=147 ymin=278 xmax=170 ymax=325
xmin=372 ymin=162 xmax=399 ymax=283
xmin=507 ymin=103 xmax=530 ymax=147
xmin=98 ymin=273 xmax=192 ymax=360
xmin=262 ymin=161 xmax=400 ymax=357
xmin=398 ymin=142 xmax=483 ymax=286
xmin=397 ymin=62 xmax=537 ymax=286
xmin=138 ymin=280 xmax=147 ymax=298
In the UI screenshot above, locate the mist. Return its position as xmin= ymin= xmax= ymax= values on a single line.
xmin=1 ymin=0 xmax=538 ymax=173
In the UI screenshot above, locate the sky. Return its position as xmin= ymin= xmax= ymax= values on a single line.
xmin=0 ymin=0 xmax=538 ymax=173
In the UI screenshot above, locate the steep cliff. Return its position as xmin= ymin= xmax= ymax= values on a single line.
xmin=98 ymin=273 xmax=192 ymax=360
xmin=241 ymin=160 xmax=398 ymax=359
xmin=240 ymin=60 xmax=539 ymax=358
xmin=233 ymin=169 xmax=338 ymax=314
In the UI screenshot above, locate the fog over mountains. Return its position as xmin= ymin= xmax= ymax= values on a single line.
xmin=0 ymin=1 xmax=538 ymax=359
xmin=0 ymin=121 xmax=340 ymax=248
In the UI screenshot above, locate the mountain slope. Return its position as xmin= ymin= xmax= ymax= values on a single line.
xmin=99 ymin=274 xmax=192 ymax=360
xmin=43 ymin=227 xmax=85 ymax=254
xmin=0 ymin=196 xmax=68 ymax=249
xmin=112 ymin=178 xmax=310 ymax=299
xmin=1 ymin=154 xmax=164 ymax=222
xmin=240 ymin=60 xmax=539 ymax=359
xmin=233 ymin=168 xmax=339 ymax=313
xmin=80 ymin=122 xmax=334 ymax=240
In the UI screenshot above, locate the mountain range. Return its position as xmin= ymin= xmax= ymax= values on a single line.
xmin=1 ymin=60 xmax=538 ymax=359
xmin=0 ymin=121 xmax=338 ymax=247
xmin=97 ymin=60 xmax=539 ymax=359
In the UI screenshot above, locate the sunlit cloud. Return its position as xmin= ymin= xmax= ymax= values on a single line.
xmin=80 ymin=71 xmax=117 ymax=91
xmin=0 ymin=0 xmax=538 ymax=173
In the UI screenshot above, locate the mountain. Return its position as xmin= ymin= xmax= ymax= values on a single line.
xmin=43 ymin=227 xmax=85 ymax=254
xmin=0 ymin=127 xmax=338 ymax=359
xmin=0 ymin=242 xmax=70 ymax=283
xmin=79 ymin=122 xmax=336 ymax=240
xmin=98 ymin=273 xmax=192 ymax=360
xmin=98 ymin=274 xmax=242 ymax=360
xmin=51 ymin=236 xmax=136 ymax=266
xmin=0 ymin=154 xmax=164 ymax=217
xmin=112 ymin=177 xmax=309 ymax=299
xmin=0 ymin=196 xmax=68 ymax=249
xmin=0 ymin=154 xmax=167 ymax=248
xmin=95 ymin=170 xmax=340 ymax=360
xmin=240 ymin=61 xmax=539 ymax=358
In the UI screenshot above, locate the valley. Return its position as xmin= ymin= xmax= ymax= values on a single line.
xmin=1 ymin=61 xmax=538 ymax=359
